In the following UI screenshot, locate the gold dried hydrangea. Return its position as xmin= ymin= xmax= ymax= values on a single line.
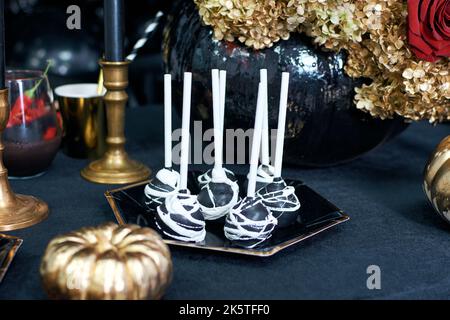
xmin=194 ymin=0 xmax=450 ymax=123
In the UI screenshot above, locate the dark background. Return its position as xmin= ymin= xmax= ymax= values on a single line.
xmin=4 ymin=0 xmax=168 ymax=107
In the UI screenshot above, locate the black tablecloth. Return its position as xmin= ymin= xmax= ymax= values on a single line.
xmin=0 ymin=106 xmax=448 ymax=300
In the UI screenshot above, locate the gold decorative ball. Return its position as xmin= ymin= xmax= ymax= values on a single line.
xmin=40 ymin=223 xmax=172 ymax=300
xmin=424 ymin=135 xmax=450 ymax=223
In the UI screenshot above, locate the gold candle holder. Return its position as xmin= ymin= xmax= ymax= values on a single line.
xmin=0 ymin=88 xmax=48 ymax=231
xmin=81 ymin=60 xmax=150 ymax=184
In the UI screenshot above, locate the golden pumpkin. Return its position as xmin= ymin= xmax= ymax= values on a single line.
xmin=423 ymin=135 xmax=450 ymax=223
xmin=40 ymin=223 xmax=172 ymax=300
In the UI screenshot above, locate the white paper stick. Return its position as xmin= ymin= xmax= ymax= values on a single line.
xmin=219 ymin=70 xmax=226 ymax=133
xmin=212 ymin=69 xmax=223 ymax=171
xmin=164 ymin=74 xmax=172 ymax=168
xmin=274 ymin=72 xmax=290 ymax=177
xmin=247 ymin=83 xmax=265 ymax=198
xmin=219 ymin=70 xmax=226 ymax=169
xmin=260 ymin=69 xmax=270 ymax=166
xmin=179 ymin=72 xmax=192 ymax=190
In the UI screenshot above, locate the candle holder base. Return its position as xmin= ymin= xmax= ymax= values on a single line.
xmin=81 ymin=60 xmax=151 ymax=185
xmin=0 ymin=194 xmax=48 ymax=232
xmin=81 ymin=151 xmax=150 ymax=185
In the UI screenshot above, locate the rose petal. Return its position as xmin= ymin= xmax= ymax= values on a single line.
xmin=436 ymin=43 xmax=450 ymax=55
xmin=412 ymin=47 xmax=440 ymax=62
xmin=408 ymin=0 xmax=422 ymax=35
xmin=429 ymin=0 xmax=444 ymax=40
xmin=435 ymin=0 xmax=450 ymax=38
xmin=409 ymin=29 xmax=435 ymax=55
xmin=420 ymin=0 xmax=432 ymax=22
xmin=421 ymin=24 xmax=448 ymax=50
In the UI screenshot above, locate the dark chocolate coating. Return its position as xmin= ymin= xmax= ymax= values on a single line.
xmin=155 ymin=191 xmax=205 ymax=242
xmin=198 ymin=182 xmax=235 ymax=208
xmin=225 ymin=197 xmax=277 ymax=248
xmin=144 ymin=168 xmax=178 ymax=211
xmin=258 ymin=177 xmax=300 ymax=228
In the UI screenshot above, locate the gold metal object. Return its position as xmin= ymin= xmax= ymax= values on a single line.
xmin=0 ymin=233 xmax=23 ymax=282
xmin=105 ymin=181 xmax=350 ymax=257
xmin=0 ymin=89 xmax=49 ymax=231
xmin=40 ymin=222 xmax=172 ymax=300
xmin=57 ymin=89 xmax=106 ymax=159
xmin=424 ymin=135 xmax=450 ymax=223
xmin=81 ymin=60 xmax=150 ymax=184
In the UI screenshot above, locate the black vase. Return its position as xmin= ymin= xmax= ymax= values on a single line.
xmin=163 ymin=0 xmax=407 ymax=167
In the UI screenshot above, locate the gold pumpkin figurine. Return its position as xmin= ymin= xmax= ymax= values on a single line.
xmin=423 ymin=135 xmax=450 ymax=223
xmin=40 ymin=223 xmax=172 ymax=300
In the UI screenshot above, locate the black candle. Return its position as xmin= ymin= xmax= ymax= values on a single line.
xmin=104 ymin=0 xmax=124 ymax=61
xmin=0 ymin=0 xmax=5 ymax=88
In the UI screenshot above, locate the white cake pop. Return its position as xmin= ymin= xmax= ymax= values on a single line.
xmin=225 ymin=82 xmax=277 ymax=248
xmin=155 ymin=72 xmax=206 ymax=243
xmin=145 ymin=74 xmax=180 ymax=211
xmin=198 ymin=70 xmax=240 ymax=220
xmin=257 ymin=73 xmax=301 ymax=227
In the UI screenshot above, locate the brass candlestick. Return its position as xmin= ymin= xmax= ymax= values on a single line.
xmin=81 ymin=60 xmax=150 ymax=184
xmin=0 ymin=88 xmax=48 ymax=231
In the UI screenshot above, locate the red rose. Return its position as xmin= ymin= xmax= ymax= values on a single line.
xmin=408 ymin=0 xmax=450 ymax=62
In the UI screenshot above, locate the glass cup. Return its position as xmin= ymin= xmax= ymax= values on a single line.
xmin=4 ymin=70 xmax=62 ymax=178
xmin=55 ymin=84 xmax=106 ymax=159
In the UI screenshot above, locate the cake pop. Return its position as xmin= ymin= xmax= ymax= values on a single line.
xmin=155 ymin=72 xmax=206 ymax=243
xmin=197 ymin=70 xmax=237 ymax=188
xmin=257 ymin=72 xmax=301 ymax=227
xmin=145 ymin=74 xmax=180 ymax=211
xmin=224 ymin=83 xmax=277 ymax=248
xmin=198 ymin=70 xmax=240 ymax=220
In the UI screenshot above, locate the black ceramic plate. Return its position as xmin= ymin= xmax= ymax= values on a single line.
xmin=105 ymin=171 xmax=349 ymax=257
xmin=0 ymin=234 xmax=23 ymax=283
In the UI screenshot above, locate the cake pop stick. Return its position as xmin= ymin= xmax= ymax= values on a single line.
xmin=145 ymin=74 xmax=180 ymax=211
xmin=224 ymin=83 xmax=277 ymax=248
xmin=156 ymin=72 xmax=206 ymax=242
xmin=260 ymin=69 xmax=271 ymax=167
xmin=198 ymin=70 xmax=239 ymax=220
xmin=247 ymin=82 xmax=266 ymax=198
xmin=179 ymin=72 xmax=192 ymax=190
xmin=245 ymin=69 xmax=275 ymax=193
xmin=197 ymin=69 xmax=237 ymax=187
xmin=257 ymin=72 xmax=301 ymax=227
xmin=274 ymin=72 xmax=289 ymax=178
xmin=164 ymin=74 xmax=173 ymax=169
xmin=220 ymin=70 xmax=226 ymax=133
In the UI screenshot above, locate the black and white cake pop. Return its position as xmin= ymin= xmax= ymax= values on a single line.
xmin=144 ymin=167 xmax=180 ymax=211
xmin=155 ymin=72 xmax=206 ymax=242
xmin=257 ymin=73 xmax=300 ymax=227
xmin=198 ymin=168 xmax=239 ymax=220
xmin=156 ymin=190 xmax=206 ymax=242
xmin=224 ymin=81 xmax=277 ymax=248
xmin=145 ymin=74 xmax=180 ymax=211
xmin=198 ymin=70 xmax=239 ymax=220
xmin=257 ymin=177 xmax=300 ymax=227
xmin=198 ymin=167 xmax=237 ymax=189
xmin=224 ymin=196 xmax=277 ymax=248
xmin=197 ymin=70 xmax=237 ymax=189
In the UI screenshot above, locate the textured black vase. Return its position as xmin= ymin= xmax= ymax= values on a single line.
xmin=163 ymin=0 xmax=407 ymax=166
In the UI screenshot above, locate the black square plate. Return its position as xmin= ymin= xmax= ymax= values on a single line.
xmin=105 ymin=171 xmax=349 ymax=257
xmin=0 ymin=234 xmax=22 ymax=283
